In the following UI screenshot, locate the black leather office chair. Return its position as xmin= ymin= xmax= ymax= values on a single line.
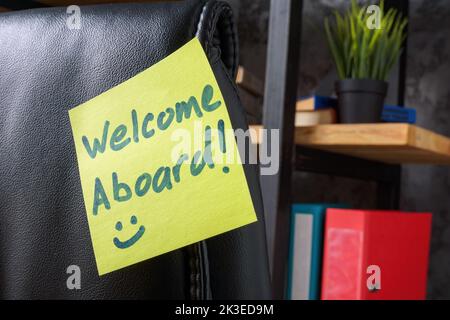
xmin=0 ymin=0 xmax=271 ymax=299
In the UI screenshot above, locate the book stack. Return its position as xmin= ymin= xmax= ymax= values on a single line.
xmin=235 ymin=66 xmax=264 ymax=124
xmin=295 ymin=96 xmax=337 ymax=126
xmin=287 ymin=205 xmax=432 ymax=300
xmin=383 ymin=105 xmax=416 ymax=123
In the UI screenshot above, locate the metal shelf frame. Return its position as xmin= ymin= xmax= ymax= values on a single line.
xmin=261 ymin=0 xmax=409 ymax=299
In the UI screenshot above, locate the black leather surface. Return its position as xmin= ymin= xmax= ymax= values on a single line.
xmin=0 ymin=1 xmax=271 ymax=299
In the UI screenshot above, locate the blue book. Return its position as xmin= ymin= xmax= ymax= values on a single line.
xmin=382 ymin=105 xmax=416 ymax=124
xmin=296 ymin=95 xmax=337 ymax=111
xmin=287 ymin=203 xmax=349 ymax=300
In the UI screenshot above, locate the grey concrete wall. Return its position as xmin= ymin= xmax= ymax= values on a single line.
xmin=234 ymin=0 xmax=450 ymax=299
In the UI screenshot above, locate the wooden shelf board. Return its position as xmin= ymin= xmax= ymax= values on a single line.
xmin=250 ymin=124 xmax=450 ymax=164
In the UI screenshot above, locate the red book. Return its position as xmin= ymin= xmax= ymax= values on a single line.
xmin=321 ymin=209 xmax=432 ymax=300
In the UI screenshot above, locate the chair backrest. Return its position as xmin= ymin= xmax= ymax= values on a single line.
xmin=0 ymin=0 xmax=271 ymax=299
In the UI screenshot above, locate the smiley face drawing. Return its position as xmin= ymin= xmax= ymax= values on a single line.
xmin=113 ymin=215 xmax=146 ymax=249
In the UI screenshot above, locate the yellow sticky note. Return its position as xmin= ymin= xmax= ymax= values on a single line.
xmin=68 ymin=38 xmax=257 ymax=275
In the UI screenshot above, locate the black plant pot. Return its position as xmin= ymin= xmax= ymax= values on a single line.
xmin=335 ymin=79 xmax=388 ymax=123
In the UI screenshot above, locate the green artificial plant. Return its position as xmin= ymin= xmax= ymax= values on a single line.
xmin=324 ymin=0 xmax=408 ymax=81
